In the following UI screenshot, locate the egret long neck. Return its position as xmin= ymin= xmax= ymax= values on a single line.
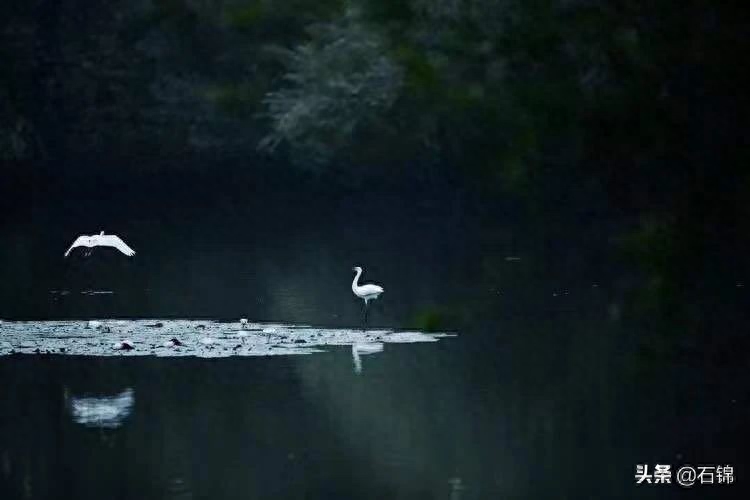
xmin=352 ymin=269 xmax=362 ymax=292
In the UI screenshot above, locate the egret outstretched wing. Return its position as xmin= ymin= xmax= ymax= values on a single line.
xmin=64 ymin=236 xmax=86 ymax=257
xmin=99 ymin=235 xmax=136 ymax=257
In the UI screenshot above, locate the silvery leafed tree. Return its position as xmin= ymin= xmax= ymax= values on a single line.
xmin=258 ymin=8 xmax=403 ymax=165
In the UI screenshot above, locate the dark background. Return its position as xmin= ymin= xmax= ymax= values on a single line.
xmin=1 ymin=3 xmax=749 ymax=497
xmin=1 ymin=1 xmax=747 ymax=331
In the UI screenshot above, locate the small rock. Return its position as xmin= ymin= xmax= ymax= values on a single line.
xmin=147 ymin=322 xmax=164 ymax=328
xmin=164 ymin=338 xmax=183 ymax=348
xmin=294 ymin=339 xmax=306 ymax=344
xmin=113 ymin=340 xmax=135 ymax=351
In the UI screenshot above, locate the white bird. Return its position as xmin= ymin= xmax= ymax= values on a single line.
xmin=64 ymin=231 xmax=136 ymax=258
xmin=351 ymin=342 xmax=384 ymax=374
xmin=352 ymin=266 xmax=384 ymax=326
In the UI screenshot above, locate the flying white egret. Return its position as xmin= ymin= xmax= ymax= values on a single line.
xmin=64 ymin=231 xmax=136 ymax=258
xmin=351 ymin=342 xmax=384 ymax=374
xmin=352 ymin=266 xmax=384 ymax=326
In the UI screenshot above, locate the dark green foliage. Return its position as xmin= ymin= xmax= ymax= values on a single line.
xmin=258 ymin=9 xmax=404 ymax=163
xmin=1 ymin=1 xmax=747 ymax=350
xmin=411 ymin=307 xmax=447 ymax=332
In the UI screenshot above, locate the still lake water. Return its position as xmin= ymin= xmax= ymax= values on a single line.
xmin=0 ymin=312 xmax=745 ymax=499
xmin=1 ymin=178 xmax=747 ymax=498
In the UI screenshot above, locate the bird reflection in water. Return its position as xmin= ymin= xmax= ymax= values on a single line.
xmin=67 ymin=388 xmax=135 ymax=429
xmin=448 ymin=477 xmax=465 ymax=500
xmin=351 ymin=343 xmax=384 ymax=374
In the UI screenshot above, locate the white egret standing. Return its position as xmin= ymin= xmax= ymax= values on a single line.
xmin=64 ymin=231 xmax=136 ymax=258
xmin=352 ymin=266 xmax=384 ymax=327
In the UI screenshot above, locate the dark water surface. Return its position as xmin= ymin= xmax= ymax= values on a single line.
xmin=2 ymin=0 xmax=748 ymax=496
xmin=1 ymin=169 xmax=747 ymax=499
xmin=1 ymin=313 xmax=746 ymax=499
